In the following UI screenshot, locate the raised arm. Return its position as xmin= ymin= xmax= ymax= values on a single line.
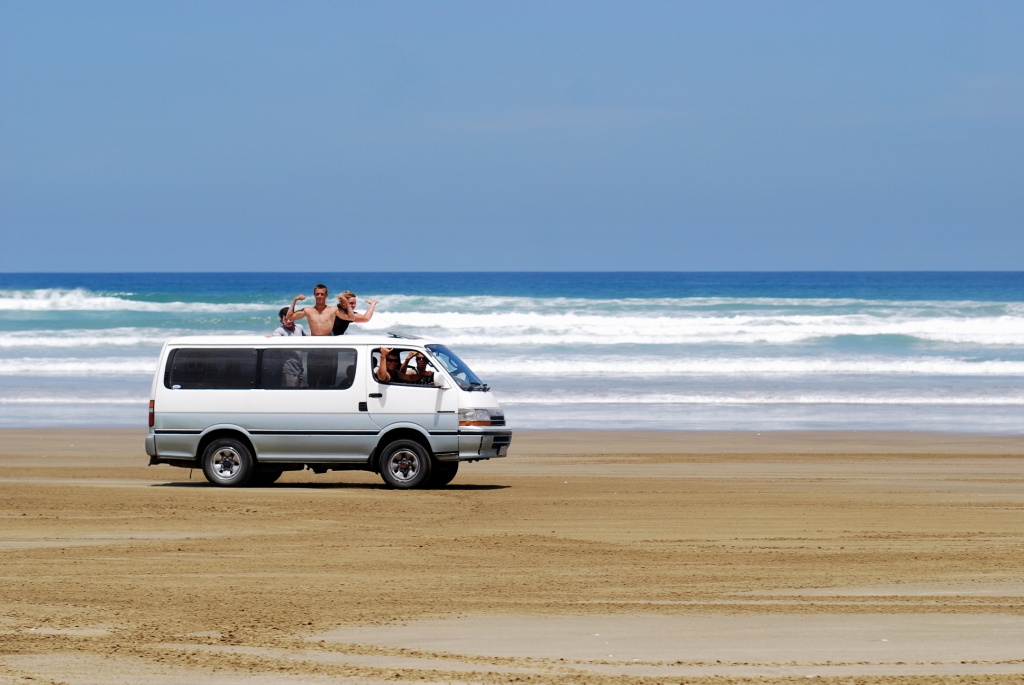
xmin=415 ymin=354 xmax=434 ymax=383
xmin=375 ymin=347 xmax=391 ymax=383
xmin=350 ymin=299 xmax=378 ymax=323
xmin=287 ymin=294 xmax=308 ymax=320
xmin=397 ymin=352 xmax=417 ymax=382
xmin=335 ymin=296 xmax=354 ymax=322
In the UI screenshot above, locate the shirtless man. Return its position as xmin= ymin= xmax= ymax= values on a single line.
xmin=287 ymin=284 xmax=349 ymax=336
xmin=288 ymin=284 xmax=348 ymax=387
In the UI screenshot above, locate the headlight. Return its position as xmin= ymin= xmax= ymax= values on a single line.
xmin=459 ymin=408 xmax=498 ymax=426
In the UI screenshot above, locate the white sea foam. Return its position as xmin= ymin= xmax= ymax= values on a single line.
xmin=3 ymin=288 xmax=1024 ymax=346
xmin=0 ymin=289 xmax=270 ymax=313
xmin=3 ymin=287 xmax=1021 ymax=316
xmin=472 ymin=356 xmax=1024 ymax=377
xmin=2 ymin=392 xmax=1020 ymax=407
xmin=0 ymin=358 xmax=157 ymax=376
xmin=4 ymin=284 xmax=1022 ymax=429
xmin=4 ymin=354 xmax=1022 ymax=378
xmin=377 ymin=293 xmax=1024 ymax=313
xmin=373 ymin=311 xmax=1024 ymax=346
xmin=0 ymin=397 xmax=146 ymax=405
xmin=6 ymin=313 xmax=1024 ymax=347
xmin=498 ymin=393 xmax=1024 ymax=406
xmin=0 ymin=329 xmax=188 ymax=348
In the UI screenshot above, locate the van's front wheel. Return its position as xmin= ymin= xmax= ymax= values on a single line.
xmin=202 ymin=438 xmax=254 ymax=487
xmin=379 ymin=440 xmax=431 ymax=489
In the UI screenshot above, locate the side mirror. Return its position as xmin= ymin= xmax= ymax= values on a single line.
xmin=434 ymin=375 xmax=449 ymax=389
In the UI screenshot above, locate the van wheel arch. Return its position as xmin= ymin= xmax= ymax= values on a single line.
xmin=196 ymin=429 xmax=258 ymax=464
xmin=371 ymin=428 xmax=431 ymax=473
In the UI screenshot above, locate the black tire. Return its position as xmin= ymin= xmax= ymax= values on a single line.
xmin=201 ymin=438 xmax=254 ymax=487
xmin=426 ymin=460 xmax=458 ymax=488
xmin=248 ymin=468 xmax=283 ymax=487
xmin=378 ymin=440 xmax=432 ymax=489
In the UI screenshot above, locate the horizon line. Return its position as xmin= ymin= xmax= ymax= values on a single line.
xmin=3 ymin=269 xmax=1024 ymax=276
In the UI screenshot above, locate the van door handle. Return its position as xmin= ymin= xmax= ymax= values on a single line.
xmin=368 ymin=393 xmax=382 ymax=398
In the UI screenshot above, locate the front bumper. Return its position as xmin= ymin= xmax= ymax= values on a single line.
xmin=436 ymin=429 xmax=512 ymax=462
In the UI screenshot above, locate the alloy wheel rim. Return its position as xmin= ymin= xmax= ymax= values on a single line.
xmin=388 ymin=449 xmax=421 ymax=482
xmin=212 ymin=447 xmax=242 ymax=480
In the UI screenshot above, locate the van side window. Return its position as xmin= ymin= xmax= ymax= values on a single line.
xmin=166 ymin=349 xmax=258 ymax=390
xmin=262 ymin=348 xmax=357 ymax=390
xmin=372 ymin=348 xmax=437 ymax=386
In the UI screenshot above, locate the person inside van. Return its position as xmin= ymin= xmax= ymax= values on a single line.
xmin=403 ymin=352 xmax=435 ymax=385
xmin=332 ymin=291 xmax=378 ymax=335
xmin=265 ymin=307 xmax=309 ymax=387
xmin=307 ymin=349 xmax=338 ymax=389
xmin=266 ymin=307 xmax=309 ymax=338
xmin=375 ymin=348 xmax=419 ymax=385
xmin=287 ymin=285 xmax=350 ymax=336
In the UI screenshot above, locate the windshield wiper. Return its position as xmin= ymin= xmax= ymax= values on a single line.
xmin=467 ymin=381 xmax=490 ymax=392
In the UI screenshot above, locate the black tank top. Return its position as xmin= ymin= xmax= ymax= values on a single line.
xmin=332 ymin=316 xmax=351 ymax=336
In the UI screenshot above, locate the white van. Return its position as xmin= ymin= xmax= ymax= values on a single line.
xmin=144 ymin=334 xmax=510 ymax=489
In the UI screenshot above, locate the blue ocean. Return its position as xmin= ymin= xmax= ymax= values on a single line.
xmin=1 ymin=272 xmax=1022 ymax=432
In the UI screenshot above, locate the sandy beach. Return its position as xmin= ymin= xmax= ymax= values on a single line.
xmin=2 ymin=428 xmax=1024 ymax=684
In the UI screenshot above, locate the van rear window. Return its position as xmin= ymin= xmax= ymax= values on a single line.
xmin=166 ymin=349 xmax=258 ymax=389
xmin=262 ymin=348 xmax=357 ymax=390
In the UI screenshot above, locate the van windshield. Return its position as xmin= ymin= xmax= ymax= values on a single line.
xmin=425 ymin=344 xmax=487 ymax=391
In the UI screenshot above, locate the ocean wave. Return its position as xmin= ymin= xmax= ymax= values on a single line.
xmin=473 ymin=356 xmax=1024 ymax=377
xmin=0 ymin=358 xmax=158 ymax=376
xmin=376 ymin=294 xmax=1024 ymax=313
xmin=498 ymin=393 xmax=1024 ymax=406
xmin=0 ymin=289 xmax=271 ymax=313
xmin=0 ymin=398 xmax=146 ymax=405
xmin=5 ymin=354 xmax=1023 ymax=379
xmin=5 ymin=316 xmax=1024 ymax=347
xmin=4 ymin=288 xmax=1023 ymax=317
xmin=373 ymin=311 xmax=1024 ymax=346
xmin=3 ymin=289 xmax=1024 ymax=349
xmin=1 ymin=392 xmax=1020 ymax=407
xmin=0 ymin=329 xmax=196 ymax=348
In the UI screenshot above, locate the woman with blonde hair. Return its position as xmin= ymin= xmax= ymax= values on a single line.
xmin=332 ymin=290 xmax=378 ymax=335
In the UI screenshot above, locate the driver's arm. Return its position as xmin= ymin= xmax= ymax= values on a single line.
xmin=398 ymin=353 xmax=418 ymax=382
xmin=409 ymin=354 xmax=432 ymax=383
xmin=375 ymin=348 xmax=391 ymax=383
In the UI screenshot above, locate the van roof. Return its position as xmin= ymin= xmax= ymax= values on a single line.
xmin=164 ymin=333 xmax=437 ymax=346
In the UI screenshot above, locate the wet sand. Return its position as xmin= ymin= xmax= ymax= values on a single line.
xmin=2 ymin=428 xmax=1024 ymax=684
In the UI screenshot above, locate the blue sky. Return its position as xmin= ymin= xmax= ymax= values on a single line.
xmin=1 ymin=1 xmax=1022 ymax=271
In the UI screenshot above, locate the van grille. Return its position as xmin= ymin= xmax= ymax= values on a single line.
xmin=491 ymin=416 xmax=505 ymax=426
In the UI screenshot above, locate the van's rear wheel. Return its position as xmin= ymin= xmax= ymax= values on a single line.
xmin=427 ymin=460 xmax=458 ymax=488
xmin=379 ymin=440 xmax=431 ymax=489
xmin=202 ymin=438 xmax=253 ymax=487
